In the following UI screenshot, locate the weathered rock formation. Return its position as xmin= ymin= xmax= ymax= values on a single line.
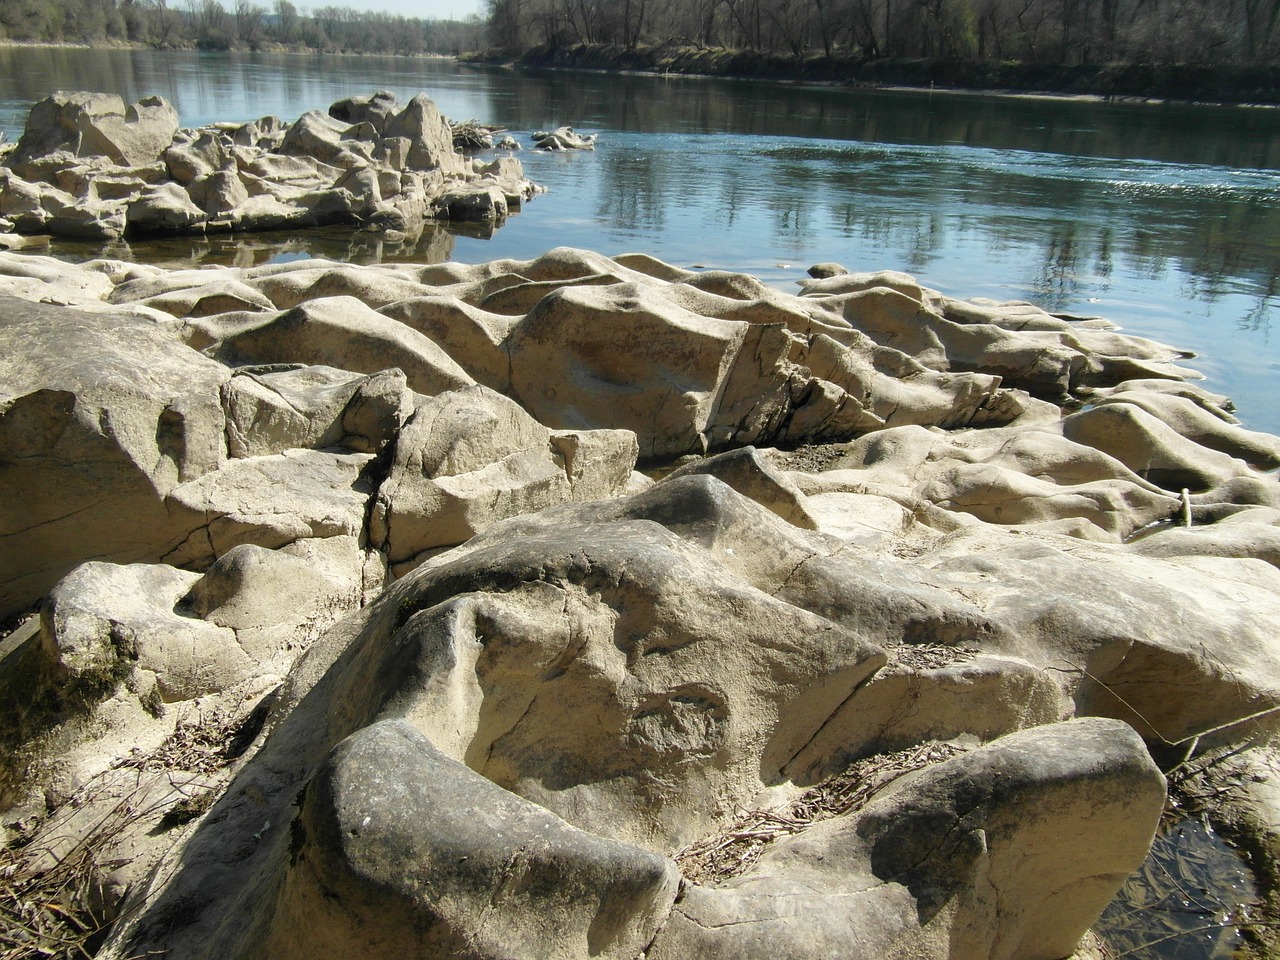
xmin=531 ymin=126 xmax=598 ymax=150
xmin=2 ymin=243 xmax=1279 ymax=960
xmin=0 ymin=90 xmax=537 ymax=242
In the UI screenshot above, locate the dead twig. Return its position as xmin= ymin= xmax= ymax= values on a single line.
xmin=675 ymin=740 xmax=966 ymax=884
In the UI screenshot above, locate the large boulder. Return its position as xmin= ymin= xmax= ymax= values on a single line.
xmin=384 ymin=93 xmax=467 ymax=176
xmin=96 ymin=479 xmax=1186 ymax=960
xmin=261 ymin=720 xmax=681 ymax=960
xmin=0 ymin=297 xmax=229 ymax=619
xmin=650 ymin=719 xmax=1164 ymax=960
xmin=11 ymin=92 xmax=179 ymax=173
xmin=371 ymin=384 xmax=638 ymax=567
xmin=207 ymin=296 xmax=475 ymax=397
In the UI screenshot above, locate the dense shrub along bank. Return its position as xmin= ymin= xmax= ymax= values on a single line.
xmin=0 ymin=0 xmax=483 ymax=56
xmin=471 ymin=42 xmax=1280 ymax=103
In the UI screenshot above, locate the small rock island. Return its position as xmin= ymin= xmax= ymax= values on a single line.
xmin=0 ymin=90 xmax=535 ymax=243
xmin=2 ymin=94 xmax=1279 ymax=960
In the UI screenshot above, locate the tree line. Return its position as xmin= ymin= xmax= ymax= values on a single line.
xmin=484 ymin=0 xmax=1280 ymax=66
xmin=0 ymin=0 xmax=484 ymax=55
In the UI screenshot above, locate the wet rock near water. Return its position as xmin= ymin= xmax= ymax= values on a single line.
xmin=0 ymin=90 xmax=538 ymax=243
xmin=1 ymin=245 xmax=1279 ymax=959
xmin=531 ymin=126 xmax=598 ymax=150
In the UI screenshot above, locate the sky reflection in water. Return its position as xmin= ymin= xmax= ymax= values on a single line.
xmin=1 ymin=49 xmax=1277 ymax=431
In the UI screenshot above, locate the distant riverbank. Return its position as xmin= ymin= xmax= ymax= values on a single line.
xmin=465 ymin=43 xmax=1280 ymax=106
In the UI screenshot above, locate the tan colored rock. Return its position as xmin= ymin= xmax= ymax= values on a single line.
xmin=163 ymin=448 xmax=374 ymax=568
xmin=663 ymin=446 xmax=820 ymax=529
xmin=385 ymin=93 xmax=468 ymax=176
xmin=4 ymin=92 xmax=531 ymax=242
xmin=221 ymin=365 xmax=410 ymax=458
xmin=377 ymin=296 xmax=517 ymax=390
xmin=372 ymin=384 xmax=637 ymax=565
xmin=261 ymin=720 xmax=680 ymax=960
xmin=650 ymin=719 xmax=1164 ymax=960
xmin=0 ymin=298 xmax=228 ymax=619
xmin=43 ymin=561 xmax=251 ymax=703
xmin=1092 ymin=389 xmax=1280 ymax=468
xmin=185 ymin=536 xmax=372 ymax=668
xmin=209 ymin=296 xmax=474 ymax=397
xmin=127 ymin=181 xmax=208 ymax=232
xmin=279 ymin=110 xmax=376 ymax=171
xmin=0 ymin=250 xmax=116 ymax=304
xmin=507 ymin=282 xmax=797 ymax=458
xmin=242 ymin=261 xmax=435 ymax=310
xmin=784 ymin=653 xmax=1071 ymax=781
xmin=801 ymin=424 xmax=1179 ymax=540
xmin=925 ymin=527 xmax=1280 ymax=747
xmin=1063 ymin=402 xmax=1256 ymax=491
xmin=11 ymin=92 xmax=178 ymax=172
xmin=2 ymin=248 xmax=1277 ymax=960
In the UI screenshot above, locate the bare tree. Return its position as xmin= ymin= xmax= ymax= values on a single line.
xmin=234 ymin=0 xmax=266 ymax=46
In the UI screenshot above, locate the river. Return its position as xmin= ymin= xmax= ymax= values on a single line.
xmin=2 ymin=46 xmax=1278 ymax=433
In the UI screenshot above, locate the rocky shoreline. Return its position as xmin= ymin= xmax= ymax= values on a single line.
xmin=0 ymin=90 xmax=536 ymax=244
xmin=2 ymin=173 xmax=1280 ymax=954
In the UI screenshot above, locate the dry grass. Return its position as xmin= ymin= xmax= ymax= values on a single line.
xmin=771 ymin=443 xmax=850 ymax=474
xmin=0 ymin=779 xmax=170 ymax=960
xmin=892 ymin=643 xmax=979 ymax=671
xmin=675 ymin=740 xmax=967 ymax=884
xmin=1 ymin=702 xmax=265 ymax=959
xmin=114 ymin=707 xmax=248 ymax=778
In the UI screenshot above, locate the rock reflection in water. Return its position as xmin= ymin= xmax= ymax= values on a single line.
xmin=44 ymin=221 xmax=468 ymax=270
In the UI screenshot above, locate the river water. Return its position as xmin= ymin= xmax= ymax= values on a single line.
xmin=1 ymin=47 xmax=1278 ymax=433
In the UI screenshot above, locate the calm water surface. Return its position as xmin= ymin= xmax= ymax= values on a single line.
xmin=2 ymin=47 xmax=1278 ymax=432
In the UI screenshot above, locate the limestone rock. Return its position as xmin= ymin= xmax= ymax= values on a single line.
xmin=208 ymin=296 xmax=475 ymax=397
xmin=184 ymin=536 xmax=371 ymax=666
xmin=94 ymin=478 xmax=1199 ymax=960
xmin=127 ymin=181 xmax=208 ymax=232
xmin=1 ymin=247 xmax=1277 ymax=960
xmin=221 ymin=365 xmax=411 ymax=458
xmin=384 ymin=93 xmax=467 ymax=176
xmin=163 ymin=448 xmax=374 ymax=568
xmin=649 ymin=719 xmax=1164 ymax=960
xmin=806 ymin=261 xmax=847 ymax=278
xmin=377 ymin=296 xmax=517 ymax=390
xmin=279 ymin=110 xmax=376 ymax=171
xmin=11 ymin=92 xmax=178 ymax=172
xmin=0 ymin=249 xmax=116 ymax=304
xmin=0 ymin=297 xmax=228 ymax=619
xmin=371 ymin=384 xmax=637 ymax=566
xmin=262 ymin=720 xmax=680 ymax=960
xmin=506 ymin=282 xmax=799 ymax=458
xmin=532 ymin=127 xmax=598 ymax=151
xmin=1063 ymin=402 xmax=1256 ymax=491
xmin=2 ymin=92 xmax=533 ymax=242
xmin=43 ymin=561 xmax=251 ymax=703
xmin=327 ymin=90 xmax=401 ymax=133
xmin=663 ymin=446 xmax=820 ymax=529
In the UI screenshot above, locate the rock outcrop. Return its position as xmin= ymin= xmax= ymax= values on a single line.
xmin=2 ymin=243 xmax=1279 ymax=960
xmin=0 ymin=90 xmax=537 ymax=242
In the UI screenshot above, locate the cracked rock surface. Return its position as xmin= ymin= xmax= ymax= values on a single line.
xmin=1 ymin=244 xmax=1278 ymax=959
